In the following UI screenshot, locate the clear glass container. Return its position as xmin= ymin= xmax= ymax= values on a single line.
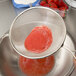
xmin=40 ymin=0 xmax=69 ymax=18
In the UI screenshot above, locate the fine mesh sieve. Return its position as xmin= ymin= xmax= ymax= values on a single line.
xmin=9 ymin=7 xmax=66 ymax=59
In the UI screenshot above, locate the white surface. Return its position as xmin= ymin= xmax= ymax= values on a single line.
xmin=14 ymin=0 xmax=36 ymax=4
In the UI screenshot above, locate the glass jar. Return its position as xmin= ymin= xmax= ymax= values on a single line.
xmin=40 ymin=0 xmax=69 ymax=18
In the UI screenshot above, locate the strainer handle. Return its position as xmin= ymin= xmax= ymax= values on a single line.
xmin=63 ymin=46 xmax=76 ymax=59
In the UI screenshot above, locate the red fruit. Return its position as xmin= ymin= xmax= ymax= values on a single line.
xmin=63 ymin=3 xmax=68 ymax=9
xmin=59 ymin=7 xmax=66 ymax=17
xmin=40 ymin=1 xmax=46 ymax=6
xmin=47 ymin=0 xmax=53 ymax=4
xmin=43 ymin=4 xmax=50 ymax=7
xmin=49 ymin=2 xmax=58 ymax=9
xmin=19 ymin=55 xmax=55 ymax=76
xmin=59 ymin=0 xmax=64 ymax=6
xmin=59 ymin=7 xmax=66 ymax=11
xmin=59 ymin=0 xmax=68 ymax=9
xmin=24 ymin=25 xmax=53 ymax=53
xmin=53 ymin=0 xmax=59 ymax=5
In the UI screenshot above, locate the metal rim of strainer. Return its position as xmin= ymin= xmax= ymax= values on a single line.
xmin=9 ymin=6 xmax=66 ymax=59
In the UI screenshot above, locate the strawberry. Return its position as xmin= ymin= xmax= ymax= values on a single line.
xmin=59 ymin=0 xmax=64 ymax=6
xmin=59 ymin=7 xmax=66 ymax=17
xmin=49 ymin=2 xmax=58 ymax=9
xmin=59 ymin=7 xmax=66 ymax=10
xmin=53 ymin=0 xmax=59 ymax=5
xmin=47 ymin=0 xmax=54 ymax=4
xmin=43 ymin=4 xmax=50 ymax=7
xmin=40 ymin=1 xmax=46 ymax=6
xmin=63 ymin=3 xmax=68 ymax=9
xmin=59 ymin=0 xmax=68 ymax=9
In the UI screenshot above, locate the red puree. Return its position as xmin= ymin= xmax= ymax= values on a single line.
xmin=19 ymin=55 xmax=55 ymax=76
xmin=24 ymin=25 xmax=53 ymax=53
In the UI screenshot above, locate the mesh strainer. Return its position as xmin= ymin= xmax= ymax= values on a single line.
xmin=9 ymin=7 xmax=66 ymax=59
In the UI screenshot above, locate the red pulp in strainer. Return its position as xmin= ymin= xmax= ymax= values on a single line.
xmin=19 ymin=55 xmax=55 ymax=76
xmin=24 ymin=25 xmax=53 ymax=53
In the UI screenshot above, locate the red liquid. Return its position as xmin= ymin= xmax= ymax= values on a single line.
xmin=19 ymin=55 xmax=55 ymax=76
xmin=24 ymin=25 xmax=53 ymax=53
